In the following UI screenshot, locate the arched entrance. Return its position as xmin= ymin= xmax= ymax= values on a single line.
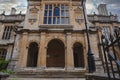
xmin=27 ymin=42 xmax=38 ymax=67
xmin=73 ymin=42 xmax=84 ymax=67
xmin=47 ymin=39 xmax=65 ymax=67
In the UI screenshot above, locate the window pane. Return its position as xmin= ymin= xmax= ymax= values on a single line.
xmin=53 ymin=17 xmax=56 ymax=24
xmin=54 ymin=7 xmax=60 ymax=16
xmin=61 ymin=18 xmax=64 ymax=24
xmin=44 ymin=17 xmax=47 ymax=24
xmin=49 ymin=10 xmax=52 ymax=16
xmin=66 ymin=11 xmax=69 ymax=17
xmin=65 ymin=5 xmax=69 ymax=10
xmin=45 ymin=5 xmax=48 ymax=9
xmin=61 ymin=10 xmax=64 ymax=17
xmin=61 ymin=5 xmax=64 ymax=9
xmin=49 ymin=5 xmax=52 ymax=9
xmin=48 ymin=17 xmax=52 ymax=24
xmin=65 ymin=18 xmax=69 ymax=24
xmin=57 ymin=17 xmax=60 ymax=24
xmin=44 ymin=11 xmax=48 ymax=16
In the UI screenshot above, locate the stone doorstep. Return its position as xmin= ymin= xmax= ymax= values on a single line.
xmin=8 ymin=78 xmax=86 ymax=80
xmin=10 ymin=74 xmax=86 ymax=78
xmin=16 ymin=67 xmax=87 ymax=73
xmin=15 ymin=71 xmax=86 ymax=76
xmin=10 ymin=68 xmax=87 ymax=78
xmin=10 ymin=71 xmax=86 ymax=78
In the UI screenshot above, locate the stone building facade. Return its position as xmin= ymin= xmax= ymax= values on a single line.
xmin=0 ymin=0 xmax=119 ymax=74
xmin=16 ymin=0 xmax=88 ymax=72
xmin=0 ymin=8 xmax=25 ymax=69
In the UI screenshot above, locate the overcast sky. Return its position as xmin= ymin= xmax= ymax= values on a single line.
xmin=0 ymin=0 xmax=120 ymax=19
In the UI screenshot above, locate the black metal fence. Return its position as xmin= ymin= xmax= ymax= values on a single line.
xmin=101 ymin=28 xmax=120 ymax=80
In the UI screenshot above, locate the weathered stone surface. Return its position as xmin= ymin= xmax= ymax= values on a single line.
xmin=8 ymin=78 xmax=86 ymax=80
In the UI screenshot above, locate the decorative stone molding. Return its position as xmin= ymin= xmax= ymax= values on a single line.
xmin=29 ymin=6 xmax=39 ymax=13
xmin=74 ymin=6 xmax=84 ymax=24
xmin=75 ymin=18 xmax=84 ymax=24
xmin=39 ymin=24 xmax=73 ymax=29
xmin=74 ymin=6 xmax=82 ymax=13
xmin=28 ymin=19 xmax=37 ymax=24
xmin=28 ymin=1 xmax=41 ymax=6
xmin=28 ymin=6 xmax=39 ymax=24
xmin=72 ymin=2 xmax=81 ymax=6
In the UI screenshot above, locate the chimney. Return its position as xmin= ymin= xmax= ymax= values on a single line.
xmin=98 ymin=4 xmax=108 ymax=16
xmin=11 ymin=8 xmax=16 ymax=15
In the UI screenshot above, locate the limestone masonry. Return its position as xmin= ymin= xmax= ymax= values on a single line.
xmin=0 ymin=0 xmax=120 ymax=74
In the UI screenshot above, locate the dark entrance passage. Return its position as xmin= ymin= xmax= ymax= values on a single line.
xmin=27 ymin=42 xmax=38 ymax=67
xmin=73 ymin=42 xmax=84 ymax=67
xmin=47 ymin=39 xmax=65 ymax=67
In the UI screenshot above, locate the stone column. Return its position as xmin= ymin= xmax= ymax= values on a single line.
xmin=0 ymin=24 xmax=4 ymax=40
xmin=84 ymin=32 xmax=88 ymax=69
xmin=18 ymin=32 xmax=28 ymax=68
xmin=6 ymin=45 xmax=12 ymax=61
xmin=66 ymin=33 xmax=74 ymax=71
xmin=37 ymin=32 xmax=46 ymax=69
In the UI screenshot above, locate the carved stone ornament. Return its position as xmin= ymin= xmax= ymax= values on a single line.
xmin=74 ymin=6 xmax=83 ymax=24
xmin=74 ymin=6 xmax=82 ymax=13
xmin=75 ymin=19 xmax=84 ymax=24
xmin=28 ymin=6 xmax=39 ymax=24
xmin=29 ymin=6 xmax=39 ymax=14
xmin=28 ymin=19 xmax=37 ymax=24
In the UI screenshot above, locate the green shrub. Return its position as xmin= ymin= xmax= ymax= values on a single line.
xmin=0 ymin=59 xmax=9 ymax=70
xmin=1 ymin=69 xmax=15 ymax=74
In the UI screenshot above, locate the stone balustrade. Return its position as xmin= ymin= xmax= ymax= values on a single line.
xmin=87 ymin=15 xmax=118 ymax=22
xmin=0 ymin=14 xmax=25 ymax=22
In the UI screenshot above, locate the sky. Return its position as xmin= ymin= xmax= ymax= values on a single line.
xmin=0 ymin=0 xmax=120 ymax=19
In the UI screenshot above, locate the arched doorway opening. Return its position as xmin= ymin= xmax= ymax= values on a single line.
xmin=73 ymin=42 xmax=84 ymax=67
xmin=27 ymin=42 xmax=38 ymax=67
xmin=47 ymin=39 xmax=65 ymax=67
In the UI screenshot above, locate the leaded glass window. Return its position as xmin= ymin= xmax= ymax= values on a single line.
xmin=44 ymin=4 xmax=69 ymax=24
xmin=0 ymin=49 xmax=7 ymax=60
xmin=2 ymin=26 xmax=13 ymax=40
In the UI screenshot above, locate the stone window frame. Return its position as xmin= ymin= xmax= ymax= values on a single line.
xmin=43 ymin=4 xmax=69 ymax=24
xmin=0 ymin=49 xmax=7 ymax=60
xmin=2 ymin=26 xmax=13 ymax=40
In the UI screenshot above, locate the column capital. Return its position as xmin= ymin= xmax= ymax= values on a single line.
xmin=66 ymin=32 xmax=71 ymax=35
xmin=23 ymin=32 xmax=28 ymax=35
xmin=40 ymin=32 xmax=46 ymax=35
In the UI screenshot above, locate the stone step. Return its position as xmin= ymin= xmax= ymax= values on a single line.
xmin=95 ymin=57 xmax=103 ymax=66
xmin=8 ymin=78 xmax=86 ymax=80
xmin=10 ymin=72 xmax=86 ymax=78
xmin=95 ymin=58 xmax=104 ymax=73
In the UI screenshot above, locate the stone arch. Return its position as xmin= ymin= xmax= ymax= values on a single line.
xmin=27 ymin=40 xmax=39 ymax=48
xmin=72 ymin=41 xmax=83 ymax=48
xmin=46 ymin=39 xmax=65 ymax=67
xmin=45 ymin=37 xmax=66 ymax=48
xmin=73 ymin=42 xmax=84 ymax=67
xmin=27 ymin=42 xmax=39 ymax=67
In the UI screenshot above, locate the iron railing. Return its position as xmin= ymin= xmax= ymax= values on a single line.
xmin=101 ymin=28 xmax=120 ymax=80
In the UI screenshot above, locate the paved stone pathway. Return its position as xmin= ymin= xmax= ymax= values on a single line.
xmin=8 ymin=78 xmax=86 ymax=80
